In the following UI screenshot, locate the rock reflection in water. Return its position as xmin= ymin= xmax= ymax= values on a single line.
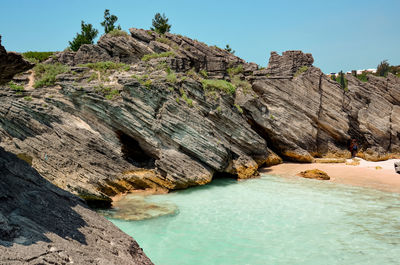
xmin=101 ymin=195 xmax=178 ymax=221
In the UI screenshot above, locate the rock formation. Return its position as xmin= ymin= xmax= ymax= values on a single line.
xmin=297 ymin=169 xmax=330 ymax=180
xmin=395 ymin=161 xmax=400 ymax=174
xmin=0 ymin=147 xmax=152 ymax=264
xmin=1 ymin=28 xmax=399 ymax=203
xmin=0 ymin=36 xmax=34 ymax=84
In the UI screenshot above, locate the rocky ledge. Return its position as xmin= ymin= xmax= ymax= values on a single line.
xmin=0 ymin=28 xmax=399 ymax=204
xmin=0 ymin=35 xmax=34 ymax=84
xmin=0 ymin=146 xmax=152 ymax=264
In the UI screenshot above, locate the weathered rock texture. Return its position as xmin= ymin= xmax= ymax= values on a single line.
xmin=297 ymin=169 xmax=330 ymax=180
xmin=0 ymin=36 xmax=34 ymax=84
xmin=395 ymin=161 xmax=400 ymax=174
xmin=1 ymin=28 xmax=399 ymax=203
xmin=0 ymin=147 xmax=153 ymax=264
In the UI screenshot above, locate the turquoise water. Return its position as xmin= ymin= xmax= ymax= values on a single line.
xmin=108 ymin=175 xmax=400 ymax=265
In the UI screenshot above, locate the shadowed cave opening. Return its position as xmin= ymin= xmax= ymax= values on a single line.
xmin=116 ymin=130 xmax=155 ymax=168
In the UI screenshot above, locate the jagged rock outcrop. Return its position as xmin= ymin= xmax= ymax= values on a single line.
xmin=1 ymin=28 xmax=399 ymax=203
xmin=0 ymin=36 xmax=34 ymax=84
xmin=48 ymin=28 xmax=247 ymax=78
xmin=243 ymin=51 xmax=400 ymax=162
xmin=0 ymin=147 xmax=152 ymax=264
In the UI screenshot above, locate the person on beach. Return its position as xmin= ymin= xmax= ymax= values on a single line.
xmin=349 ymin=139 xmax=358 ymax=158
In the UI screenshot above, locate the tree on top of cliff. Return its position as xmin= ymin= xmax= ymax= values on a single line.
xmin=151 ymin=13 xmax=171 ymax=34
xmin=376 ymin=60 xmax=390 ymax=77
xmin=101 ymin=9 xmax=121 ymax=34
xmin=69 ymin=21 xmax=99 ymax=52
xmin=224 ymin=44 xmax=235 ymax=54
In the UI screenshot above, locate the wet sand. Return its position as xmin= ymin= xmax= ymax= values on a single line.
xmin=261 ymin=158 xmax=400 ymax=193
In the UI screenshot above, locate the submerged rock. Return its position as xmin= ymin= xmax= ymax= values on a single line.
xmin=298 ymin=169 xmax=331 ymax=180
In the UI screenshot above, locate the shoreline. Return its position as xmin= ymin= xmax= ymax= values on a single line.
xmin=261 ymin=158 xmax=400 ymax=193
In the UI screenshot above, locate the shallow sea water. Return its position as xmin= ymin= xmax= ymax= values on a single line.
xmin=107 ymin=175 xmax=400 ymax=265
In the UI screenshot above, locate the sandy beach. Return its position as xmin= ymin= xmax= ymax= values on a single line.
xmin=261 ymin=158 xmax=400 ymax=193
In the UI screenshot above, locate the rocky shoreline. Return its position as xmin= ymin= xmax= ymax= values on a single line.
xmin=1 ymin=28 xmax=399 ymax=205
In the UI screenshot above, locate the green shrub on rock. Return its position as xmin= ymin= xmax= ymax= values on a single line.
xmin=33 ymin=63 xmax=70 ymax=88
xmin=201 ymin=79 xmax=236 ymax=95
xmin=141 ymin=51 xmax=175 ymax=62
xmin=22 ymin=51 xmax=54 ymax=63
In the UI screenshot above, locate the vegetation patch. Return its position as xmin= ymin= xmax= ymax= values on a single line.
xmin=199 ymin=69 xmax=208 ymax=78
xmin=227 ymin=65 xmax=243 ymax=76
xmin=234 ymin=104 xmax=243 ymax=114
xmin=355 ymin=71 xmax=369 ymax=82
xmin=294 ymin=66 xmax=309 ymax=77
xmin=107 ymin=29 xmax=129 ymax=38
xmin=141 ymin=51 xmax=175 ymax=62
xmin=22 ymin=51 xmax=55 ymax=63
xmin=33 ymin=63 xmax=70 ymax=88
xmin=95 ymin=84 xmax=120 ymax=100
xmin=231 ymin=76 xmax=251 ymax=93
xmin=24 ymin=96 xmax=33 ymax=101
xmin=166 ymin=71 xmax=177 ymax=83
xmin=8 ymin=81 xmax=24 ymax=93
xmin=180 ymin=88 xmax=193 ymax=107
xmin=201 ymin=79 xmax=236 ymax=95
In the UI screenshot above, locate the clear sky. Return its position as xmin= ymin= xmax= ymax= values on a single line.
xmin=1 ymin=0 xmax=399 ymax=73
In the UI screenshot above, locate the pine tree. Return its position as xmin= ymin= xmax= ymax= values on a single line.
xmin=224 ymin=44 xmax=235 ymax=54
xmin=101 ymin=9 xmax=121 ymax=34
xmin=151 ymin=13 xmax=171 ymax=34
xmin=339 ymin=71 xmax=346 ymax=89
xmin=69 ymin=21 xmax=98 ymax=52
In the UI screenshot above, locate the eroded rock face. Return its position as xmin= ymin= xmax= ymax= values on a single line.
xmin=0 ymin=36 xmax=34 ymax=84
xmin=1 ymin=29 xmax=399 ymax=203
xmin=0 ymin=147 xmax=152 ymax=264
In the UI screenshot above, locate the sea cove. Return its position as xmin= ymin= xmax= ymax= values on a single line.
xmin=108 ymin=175 xmax=400 ymax=265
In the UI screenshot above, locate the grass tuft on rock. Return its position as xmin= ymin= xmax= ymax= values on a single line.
xmin=141 ymin=51 xmax=175 ymax=62
xmin=80 ymin=61 xmax=130 ymax=73
xmin=201 ymin=79 xmax=236 ymax=95
xmin=107 ymin=29 xmax=129 ymax=38
xmin=33 ymin=63 xmax=70 ymax=88
xmin=294 ymin=66 xmax=309 ymax=77
xmin=22 ymin=51 xmax=55 ymax=63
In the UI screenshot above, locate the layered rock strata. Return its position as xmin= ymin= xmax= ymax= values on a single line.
xmin=0 ymin=147 xmax=152 ymax=264
xmin=0 ymin=36 xmax=34 ymax=84
xmin=1 ymin=28 xmax=399 ymax=202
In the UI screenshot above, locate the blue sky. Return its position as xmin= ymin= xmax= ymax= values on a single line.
xmin=1 ymin=0 xmax=399 ymax=73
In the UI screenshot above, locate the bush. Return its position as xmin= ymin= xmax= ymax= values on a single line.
xmin=8 ymin=81 xmax=24 ymax=92
xmin=107 ymin=29 xmax=129 ymax=38
xmin=376 ymin=60 xmax=390 ymax=77
xmin=141 ymin=51 xmax=175 ymax=62
xmin=231 ymin=76 xmax=251 ymax=93
xmin=69 ymin=21 xmax=98 ymax=52
xmin=33 ymin=63 xmax=69 ymax=88
xmin=166 ymin=72 xmax=177 ymax=83
xmin=199 ymin=69 xmax=208 ymax=78
xmin=227 ymin=65 xmax=243 ymax=76
xmin=201 ymin=79 xmax=236 ymax=95
xmin=24 ymin=96 xmax=32 ymax=101
xmin=151 ymin=13 xmax=171 ymax=34
xmin=356 ymin=71 xmax=369 ymax=82
xmin=22 ymin=51 xmax=54 ymax=63
xmin=294 ymin=66 xmax=308 ymax=77
xmin=234 ymin=104 xmax=243 ymax=114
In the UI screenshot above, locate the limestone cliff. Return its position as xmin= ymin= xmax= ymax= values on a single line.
xmin=1 ymin=28 xmax=399 ymax=203
xmin=0 ymin=147 xmax=152 ymax=264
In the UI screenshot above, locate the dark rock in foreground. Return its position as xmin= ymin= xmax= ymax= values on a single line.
xmin=0 ymin=36 xmax=34 ymax=84
xmin=395 ymin=161 xmax=400 ymax=174
xmin=0 ymin=147 xmax=153 ymax=264
xmin=298 ymin=169 xmax=330 ymax=180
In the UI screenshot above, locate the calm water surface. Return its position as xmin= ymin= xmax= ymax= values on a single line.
xmin=107 ymin=175 xmax=400 ymax=265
